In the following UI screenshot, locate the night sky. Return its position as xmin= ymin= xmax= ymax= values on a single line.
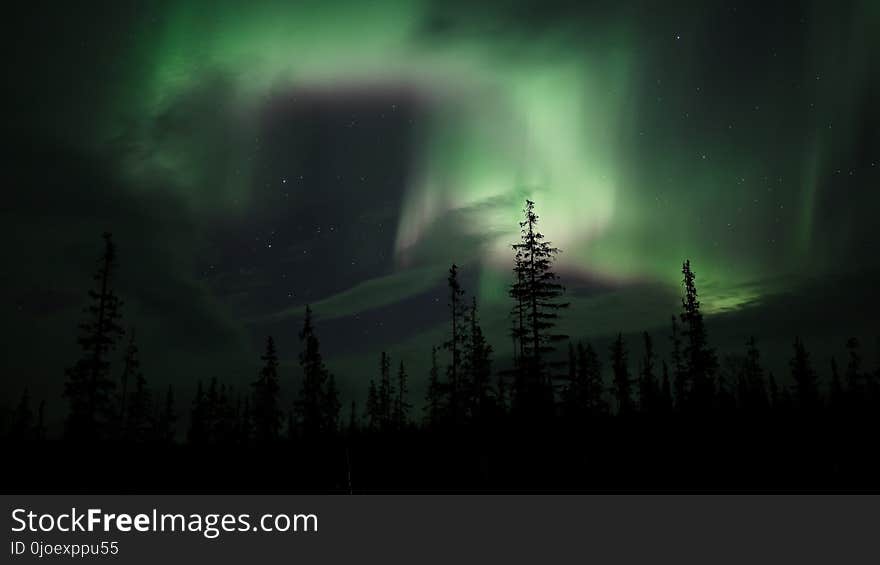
xmin=5 ymin=0 xmax=880 ymax=428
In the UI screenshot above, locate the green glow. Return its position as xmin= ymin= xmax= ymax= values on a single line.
xmin=100 ymin=0 xmax=877 ymax=319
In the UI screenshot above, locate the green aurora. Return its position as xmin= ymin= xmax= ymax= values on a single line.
xmin=5 ymin=0 xmax=880 ymax=417
xmin=105 ymin=0 xmax=878 ymax=315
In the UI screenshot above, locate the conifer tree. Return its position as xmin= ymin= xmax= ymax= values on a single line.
xmin=393 ymin=361 xmax=411 ymax=430
xmin=508 ymin=200 xmax=569 ymax=416
xmin=64 ymin=232 xmax=125 ymax=440
xmin=188 ymin=380 xmax=207 ymax=445
xmin=790 ymin=337 xmax=820 ymax=411
xmin=118 ymin=328 xmax=141 ymax=428
xmin=562 ymin=342 xmax=579 ymax=417
xmin=252 ymin=336 xmax=282 ymax=442
xmin=377 ymin=351 xmax=395 ymax=430
xmin=124 ymin=370 xmax=153 ymax=442
xmin=444 ymin=265 xmax=467 ymax=423
xmin=845 ymin=337 xmax=863 ymax=397
xmin=295 ymin=306 xmax=335 ymax=436
xmin=638 ymin=332 xmax=658 ymax=414
xmin=610 ymin=333 xmax=633 ymax=415
xmin=679 ymin=260 xmax=717 ymax=410
xmin=740 ymin=336 xmax=769 ymax=412
xmin=323 ymin=373 xmax=341 ymax=434
xmin=578 ymin=342 xmax=606 ymax=416
xmin=424 ymin=346 xmax=444 ymax=428
xmin=366 ymin=379 xmax=380 ymax=432
xmin=464 ymin=297 xmax=493 ymax=420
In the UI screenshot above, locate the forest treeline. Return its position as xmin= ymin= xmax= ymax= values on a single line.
xmin=3 ymin=201 xmax=879 ymax=489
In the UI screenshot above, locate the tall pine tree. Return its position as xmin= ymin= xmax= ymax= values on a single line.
xmin=252 ymin=336 xmax=282 ymax=441
xmin=64 ymin=232 xmax=125 ymax=441
xmin=295 ymin=306 xmax=336 ymax=436
xmin=679 ymin=260 xmax=717 ymax=411
xmin=508 ymin=200 xmax=569 ymax=418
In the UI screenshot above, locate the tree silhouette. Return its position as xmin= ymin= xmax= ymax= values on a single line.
xmin=509 ymin=200 xmax=568 ymax=418
xmin=444 ymin=264 xmax=467 ymax=424
xmin=188 ymin=380 xmax=208 ymax=445
xmin=738 ymin=337 xmax=769 ymax=413
xmin=252 ymin=336 xmax=282 ymax=442
xmin=123 ymin=369 xmax=152 ymax=442
xmin=64 ymin=232 xmax=125 ymax=441
xmin=377 ymin=351 xmax=395 ymax=431
xmin=679 ymin=260 xmax=717 ymax=411
xmin=580 ymin=342 xmax=606 ymax=416
xmin=610 ymin=333 xmax=633 ymax=415
xmin=155 ymin=384 xmax=176 ymax=443
xmin=565 ymin=341 xmax=606 ymax=419
xmin=790 ymin=337 xmax=820 ymax=411
xmin=366 ymin=378 xmax=380 ymax=432
xmin=117 ymin=327 xmax=140 ymax=428
xmin=295 ymin=306 xmax=336 ymax=436
xmin=424 ymin=346 xmax=444 ymax=429
xmin=464 ymin=297 xmax=493 ymax=421
xmin=845 ymin=337 xmax=863 ymax=399
xmin=638 ymin=332 xmax=659 ymax=414
xmin=393 ymin=361 xmax=411 ymax=430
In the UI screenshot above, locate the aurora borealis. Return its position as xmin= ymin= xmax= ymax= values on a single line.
xmin=5 ymin=0 xmax=880 ymax=424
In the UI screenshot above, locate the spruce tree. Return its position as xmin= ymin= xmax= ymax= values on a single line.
xmin=118 ymin=328 xmax=140 ymax=428
xmin=610 ymin=333 xmax=633 ymax=415
xmin=323 ymin=373 xmax=341 ymax=434
xmin=64 ymin=232 xmax=125 ymax=440
xmin=252 ymin=336 xmax=282 ymax=442
xmin=638 ymin=332 xmax=658 ymax=414
xmin=464 ymin=297 xmax=493 ymax=420
xmin=845 ymin=337 xmax=863 ymax=398
xmin=124 ymin=371 xmax=152 ymax=442
xmin=188 ymin=380 xmax=207 ymax=445
xmin=679 ymin=260 xmax=717 ymax=410
xmin=444 ymin=265 xmax=467 ymax=424
xmin=393 ymin=361 xmax=411 ymax=430
xmin=790 ymin=337 xmax=820 ymax=411
xmin=424 ymin=346 xmax=444 ymax=428
xmin=508 ymin=200 xmax=569 ymax=417
xmin=366 ymin=379 xmax=380 ymax=432
xmin=377 ymin=351 xmax=395 ymax=430
xmin=578 ymin=342 xmax=606 ymax=416
xmin=295 ymin=306 xmax=334 ymax=436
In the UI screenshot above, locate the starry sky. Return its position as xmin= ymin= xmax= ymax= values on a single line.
xmin=4 ymin=0 xmax=880 ymax=425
